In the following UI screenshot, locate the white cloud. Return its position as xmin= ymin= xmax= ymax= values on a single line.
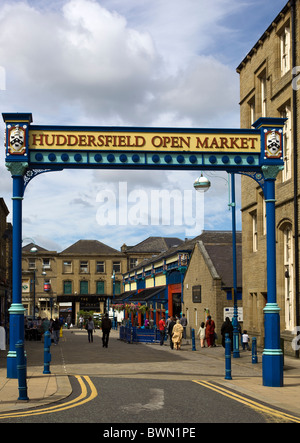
xmin=0 ymin=0 xmax=279 ymax=251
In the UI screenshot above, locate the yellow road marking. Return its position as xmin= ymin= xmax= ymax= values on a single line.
xmin=193 ymin=380 xmax=300 ymax=423
xmin=0 ymin=375 xmax=97 ymax=419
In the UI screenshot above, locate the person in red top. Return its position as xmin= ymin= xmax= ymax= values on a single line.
xmin=205 ymin=315 xmax=216 ymax=348
xmin=158 ymin=315 xmax=166 ymax=346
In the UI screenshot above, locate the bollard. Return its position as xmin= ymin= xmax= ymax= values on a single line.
xmin=43 ymin=330 xmax=52 ymax=374
xmin=191 ymin=328 xmax=196 ymax=351
xmin=225 ymin=333 xmax=232 ymax=380
xmin=252 ymin=337 xmax=258 ymax=364
xmin=16 ymin=340 xmax=29 ymax=401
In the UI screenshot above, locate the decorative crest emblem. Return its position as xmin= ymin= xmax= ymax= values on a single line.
xmin=264 ymin=129 xmax=282 ymax=159
xmin=7 ymin=124 xmax=27 ymax=155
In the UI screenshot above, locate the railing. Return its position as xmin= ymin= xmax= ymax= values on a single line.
xmin=119 ymin=326 xmax=163 ymax=343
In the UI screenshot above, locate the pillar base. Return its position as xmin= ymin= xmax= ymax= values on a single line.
xmin=262 ymin=351 xmax=283 ymax=387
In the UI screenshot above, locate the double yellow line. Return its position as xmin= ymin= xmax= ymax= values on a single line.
xmin=193 ymin=380 xmax=300 ymax=423
xmin=0 ymin=375 xmax=97 ymax=419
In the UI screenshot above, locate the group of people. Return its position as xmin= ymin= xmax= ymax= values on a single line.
xmin=83 ymin=314 xmax=112 ymax=348
xmin=158 ymin=314 xmax=188 ymax=350
xmin=196 ymin=315 xmax=251 ymax=351
xmin=24 ymin=316 xmax=63 ymax=344
xmin=197 ymin=315 xmax=216 ymax=348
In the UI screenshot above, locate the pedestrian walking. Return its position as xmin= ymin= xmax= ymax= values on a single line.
xmin=101 ymin=313 xmax=112 ymax=348
xmin=197 ymin=322 xmax=206 ymax=348
xmin=52 ymin=318 xmax=61 ymax=345
xmin=221 ymin=317 xmax=233 ymax=349
xmin=172 ymin=320 xmax=184 ymax=350
xmin=180 ymin=314 xmax=188 ymax=339
xmin=66 ymin=314 xmax=71 ymax=329
xmin=86 ymin=316 xmax=95 ymax=343
xmin=158 ymin=315 xmax=166 ymax=346
xmin=205 ymin=315 xmax=216 ymax=348
xmin=79 ymin=315 xmax=84 ymax=330
xmin=242 ymin=330 xmax=250 ymax=350
xmin=167 ymin=316 xmax=176 ymax=349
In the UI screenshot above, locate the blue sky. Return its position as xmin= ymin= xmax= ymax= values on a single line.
xmin=0 ymin=0 xmax=288 ymax=251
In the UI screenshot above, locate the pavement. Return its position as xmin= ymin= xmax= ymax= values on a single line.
xmin=1 ymin=328 xmax=300 ymax=420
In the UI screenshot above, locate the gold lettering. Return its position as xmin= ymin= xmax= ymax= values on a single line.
xmin=220 ymin=137 xmax=229 ymax=149
xmin=32 ymin=133 xmax=44 ymax=146
xmin=57 ymin=135 xmax=67 ymax=146
xmin=196 ymin=137 xmax=209 ymax=148
xmin=67 ymin=135 xmax=78 ymax=146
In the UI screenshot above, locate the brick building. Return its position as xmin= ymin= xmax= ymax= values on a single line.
xmin=237 ymin=0 xmax=300 ymax=354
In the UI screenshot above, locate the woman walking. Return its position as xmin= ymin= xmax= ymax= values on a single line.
xmin=172 ymin=320 xmax=184 ymax=350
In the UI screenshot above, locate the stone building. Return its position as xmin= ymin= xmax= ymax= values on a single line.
xmin=236 ymin=0 xmax=300 ymax=354
xmin=183 ymin=231 xmax=242 ymax=339
xmin=56 ymin=239 xmax=127 ymax=323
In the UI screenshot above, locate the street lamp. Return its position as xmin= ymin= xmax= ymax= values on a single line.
xmin=193 ymin=174 xmax=211 ymax=192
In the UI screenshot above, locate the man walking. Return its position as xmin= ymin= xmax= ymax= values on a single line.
xmin=102 ymin=313 xmax=112 ymax=348
xmin=158 ymin=315 xmax=166 ymax=346
xmin=167 ymin=316 xmax=176 ymax=349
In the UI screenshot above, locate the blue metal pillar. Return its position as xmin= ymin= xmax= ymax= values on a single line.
xmin=231 ymin=173 xmax=240 ymax=358
xmin=262 ymin=173 xmax=283 ymax=387
xmin=7 ymin=172 xmax=26 ymax=378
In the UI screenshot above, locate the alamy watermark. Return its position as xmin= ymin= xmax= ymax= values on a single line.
xmin=292 ymin=327 xmax=300 ymax=351
xmin=292 ymin=66 xmax=300 ymax=91
xmin=96 ymin=182 xmax=204 ymax=236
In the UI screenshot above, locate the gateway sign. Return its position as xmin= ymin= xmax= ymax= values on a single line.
xmin=29 ymin=129 xmax=261 ymax=152
xmin=3 ymin=113 xmax=284 ymax=173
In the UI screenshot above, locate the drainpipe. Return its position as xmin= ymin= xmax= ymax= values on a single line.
xmin=291 ymin=0 xmax=299 ymax=356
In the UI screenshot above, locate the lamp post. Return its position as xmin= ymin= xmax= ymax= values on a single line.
xmin=194 ymin=172 xmax=240 ymax=357
xmin=22 ymin=238 xmax=38 ymax=320
xmin=229 ymin=174 xmax=240 ymax=358
xmin=111 ymin=270 xmax=116 ymax=329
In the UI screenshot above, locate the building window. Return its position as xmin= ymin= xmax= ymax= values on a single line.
xmin=96 ymin=261 xmax=105 ymax=273
xmin=260 ymin=75 xmax=267 ymax=117
xmin=96 ymin=281 xmax=105 ymax=294
xmin=80 ymin=261 xmax=89 ymax=273
xmin=63 ymin=280 xmax=72 ymax=295
xmin=129 ymin=258 xmax=138 ymax=269
xmin=80 ymin=280 xmax=89 ymax=295
xmin=251 ymin=211 xmax=258 ymax=252
xmin=280 ymin=26 xmax=291 ymax=76
xmin=115 ymin=281 xmax=121 ymax=295
xmin=28 ymin=258 xmax=36 ymax=270
xmin=43 ymin=258 xmax=51 ymax=269
xmin=281 ymin=105 xmax=292 ymax=182
xmin=248 ymin=96 xmax=256 ymax=126
xmin=113 ymin=262 xmax=121 ymax=273
xmin=192 ymin=285 xmax=201 ymax=303
xmin=63 ymin=261 xmax=72 ymax=273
